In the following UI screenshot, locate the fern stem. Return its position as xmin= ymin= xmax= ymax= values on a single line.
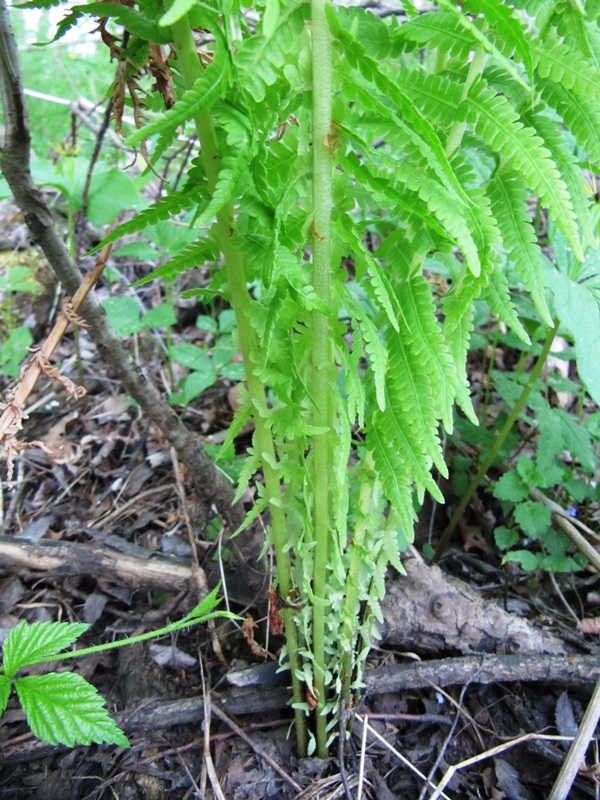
xmin=444 ymin=44 xmax=487 ymax=157
xmin=167 ymin=11 xmax=307 ymax=756
xmin=310 ymin=0 xmax=334 ymax=759
xmin=433 ymin=322 xmax=559 ymax=562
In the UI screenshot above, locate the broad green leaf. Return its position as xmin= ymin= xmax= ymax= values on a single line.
xmin=176 ymin=369 xmax=217 ymax=404
xmin=546 ymin=270 xmax=600 ymax=408
xmin=141 ymin=303 xmax=177 ymax=329
xmin=0 ymin=326 xmax=33 ymax=379
xmin=16 ymin=673 xmax=129 ymax=747
xmin=170 ymin=343 xmax=210 ymax=370
xmin=102 ymin=297 xmax=142 ymax=337
xmin=3 ymin=620 xmax=89 ymax=678
xmin=494 ymin=526 xmax=519 ymax=551
xmin=493 ymin=472 xmax=529 ymax=503
xmin=514 ymin=501 xmax=551 ymax=538
xmin=502 ymin=549 xmax=540 ymax=571
xmin=0 ymin=267 xmax=39 ymax=293
xmin=86 ymin=170 xmax=143 ymax=226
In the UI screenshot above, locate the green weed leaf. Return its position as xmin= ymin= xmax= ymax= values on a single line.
xmin=494 ymin=472 xmax=529 ymax=503
xmin=546 ymin=269 xmax=600 ymax=407
xmin=514 ymin=501 xmax=551 ymax=538
xmin=494 ymin=526 xmax=519 ymax=550
xmin=15 ymin=673 xmax=129 ymax=748
xmin=102 ymin=297 xmax=142 ymax=337
xmin=3 ymin=620 xmax=89 ymax=678
xmin=0 ymin=676 xmax=11 ymax=715
xmin=502 ymin=549 xmax=540 ymax=571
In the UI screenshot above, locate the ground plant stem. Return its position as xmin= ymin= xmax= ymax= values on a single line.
xmin=310 ymin=0 xmax=334 ymax=759
xmin=167 ymin=11 xmax=307 ymax=755
xmin=434 ymin=323 xmax=559 ymax=561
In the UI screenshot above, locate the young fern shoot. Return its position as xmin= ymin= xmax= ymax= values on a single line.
xmin=7 ymin=0 xmax=600 ymax=759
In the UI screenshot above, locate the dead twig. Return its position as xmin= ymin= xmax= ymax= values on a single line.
xmin=530 ymin=487 xmax=600 ymax=573
xmin=211 ymin=702 xmax=302 ymax=793
xmin=548 ymin=675 xmax=600 ymax=800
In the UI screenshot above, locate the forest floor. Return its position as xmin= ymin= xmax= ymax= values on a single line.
xmin=1 ymin=199 xmax=600 ymax=800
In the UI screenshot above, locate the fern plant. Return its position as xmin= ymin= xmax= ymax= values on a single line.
xmin=7 ymin=0 xmax=600 ymax=757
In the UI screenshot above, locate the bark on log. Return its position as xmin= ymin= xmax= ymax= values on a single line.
xmin=381 ymin=547 xmax=567 ymax=656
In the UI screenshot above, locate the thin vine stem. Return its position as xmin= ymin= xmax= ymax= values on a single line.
xmin=167 ymin=9 xmax=307 ymax=755
xmin=433 ymin=322 xmax=559 ymax=562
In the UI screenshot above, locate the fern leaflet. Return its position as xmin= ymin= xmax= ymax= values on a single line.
xmin=485 ymin=261 xmax=531 ymax=344
xmin=89 ymin=186 xmax=207 ymax=254
xmin=464 ymin=80 xmax=582 ymax=259
xmin=529 ymin=29 xmax=600 ymax=103
xmin=127 ymin=59 xmax=226 ymax=146
xmin=487 ymin=168 xmax=553 ymax=324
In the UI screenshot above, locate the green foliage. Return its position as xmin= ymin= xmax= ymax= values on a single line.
xmin=0 ymin=326 xmax=33 ymax=378
xmin=0 ymin=586 xmax=233 ymax=748
xmin=10 ymin=0 xmax=600 ymax=756
xmin=0 ymin=620 xmax=129 ymax=748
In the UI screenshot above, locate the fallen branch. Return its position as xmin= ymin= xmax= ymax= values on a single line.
xmin=2 ymin=653 xmax=599 ymax=765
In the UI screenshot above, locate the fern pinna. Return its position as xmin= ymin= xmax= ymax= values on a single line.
xmin=29 ymin=0 xmax=600 ymax=756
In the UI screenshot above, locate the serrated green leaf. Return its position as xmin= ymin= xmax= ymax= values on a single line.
xmin=493 ymin=472 xmax=529 ymax=503
xmin=126 ymin=61 xmax=225 ymax=147
xmin=102 ymin=297 xmax=142 ymax=337
xmin=0 ymin=675 xmax=11 ymax=714
xmin=494 ymin=526 xmax=519 ymax=551
xmin=502 ymin=549 xmax=540 ymax=570
xmin=141 ymin=303 xmax=177 ymax=329
xmin=514 ymin=501 xmax=551 ymax=538
xmin=16 ymin=673 xmax=129 ymax=748
xmin=3 ymin=620 xmax=89 ymax=678
xmin=181 ymin=583 xmax=223 ymax=622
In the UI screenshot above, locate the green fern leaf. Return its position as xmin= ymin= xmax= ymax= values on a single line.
xmin=390 ymin=269 xmax=458 ymax=433
xmin=339 ymin=329 xmax=365 ymax=428
xmin=437 ymin=0 xmax=528 ymax=88
xmin=529 ymin=29 xmax=600 ymax=103
xmin=50 ymin=2 xmax=169 ymax=45
xmin=385 ymin=325 xmax=447 ymax=481
xmin=366 ymin=420 xmax=416 ymax=536
xmin=336 ymin=215 xmax=400 ymax=333
xmin=538 ymin=79 xmax=600 ymax=165
xmin=191 ymin=151 xmax=248 ymax=228
xmin=343 ymin=289 xmax=387 ymax=412
xmin=233 ymin=5 xmax=308 ymax=102
xmin=328 ymin=8 xmax=471 ymax=206
xmin=132 ymin=238 xmax=217 ymax=286
xmin=487 ymin=168 xmax=552 ymax=324
xmin=443 ymin=304 xmax=478 ymax=424
xmin=126 ymin=60 xmax=225 ymax=146
xmin=465 ymin=80 xmax=582 ymax=259
xmin=485 ymin=261 xmax=531 ymax=344
xmin=392 ymin=11 xmax=476 ymax=59
xmin=463 ymin=0 xmax=533 ymax=82
xmin=521 ymin=105 xmax=597 ymax=253
xmin=442 ymin=262 xmax=488 ymax=336
xmin=391 ymin=71 xmax=463 ymax=127
xmin=89 ymin=186 xmax=206 ymax=255
xmin=338 ymin=150 xmax=449 ymax=243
